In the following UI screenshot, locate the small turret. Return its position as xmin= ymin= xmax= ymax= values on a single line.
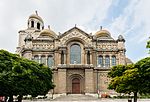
xmin=95 ymin=26 xmax=111 ymax=38
xmin=24 ymin=34 xmax=33 ymax=49
xmin=117 ymin=35 xmax=126 ymax=65
xmin=117 ymin=35 xmax=125 ymax=42
xmin=27 ymin=11 xmax=44 ymax=30
xmin=39 ymin=25 xmax=57 ymax=38
xmin=117 ymin=35 xmax=125 ymax=50
xmin=24 ymin=34 xmax=33 ymax=42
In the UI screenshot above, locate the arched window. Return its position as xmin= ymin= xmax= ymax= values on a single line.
xmin=47 ymin=55 xmax=54 ymax=68
xmin=112 ymin=56 xmax=116 ymax=66
xmin=31 ymin=21 xmax=34 ymax=27
xmin=87 ymin=51 xmax=90 ymax=64
xmin=41 ymin=55 xmax=46 ymax=65
xmin=34 ymin=55 xmax=39 ymax=63
xmin=37 ymin=22 xmax=40 ymax=29
xmin=61 ymin=51 xmax=64 ymax=64
xmin=98 ymin=55 xmax=103 ymax=67
xmin=70 ymin=44 xmax=81 ymax=64
xmin=105 ymin=56 xmax=110 ymax=67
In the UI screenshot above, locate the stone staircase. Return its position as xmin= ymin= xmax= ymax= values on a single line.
xmin=52 ymin=94 xmax=99 ymax=101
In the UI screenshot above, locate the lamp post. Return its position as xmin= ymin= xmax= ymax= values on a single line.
xmin=97 ymin=69 xmax=99 ymax=98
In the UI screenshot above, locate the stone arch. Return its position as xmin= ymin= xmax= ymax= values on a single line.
xmin=37 ymin=22 xmax=40 ymax=29
xmin=33 ymin=55 xmax=39 ymax=63
xmin=111 ymin=55 xmax=116 ymax=66
xmin=67 ymin=74 xmax=84 ymax=94
xmin=47 ymin=55 xmax=54 ymax=68
xmin=65 ymin=37 xmax=86 ymax=46
xmin=70 ymin=44 xmax=81 ymax=64
xmin=31 ymin=20 xmax=34 ymax=27
xmin=41 ymin=55 xmax=46 ymax=65
xmin=67 ymin=40 xmax=85 ymax=65
xmin=105 ymin=55 xmax=110 ymax=67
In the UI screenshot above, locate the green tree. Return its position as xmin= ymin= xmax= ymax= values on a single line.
xmin=146 ymin=37 xmax=150 ymax=53
xmin=108 ymin=64 xmax=140 ymax=102
xmin=108 ymin=57 xmax=150 ymax=102
xmin=134 ymin=57 xmax=150 ymax=94
xmin=0 ymin=50 xmax=54 ymax=102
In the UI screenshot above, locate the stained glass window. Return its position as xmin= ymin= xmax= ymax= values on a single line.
xmin=61 ymin=51 xmax=64 ymax=64
xmin=47 ymin=56 xmax=54 ymax=68
xmin=98 ymin=56 xmax=103 ymax=67
xmin=41 ymin=56 xmax=46 ymax=65
xmin=87 ymin=51 xmax=90 ymax=64
xmin=112 ymin=56 xmax=116 ymax=66
xmin=37 ymin=22 xmax=40 ymax=29
xmin=70 ymin=44 xmax=81 ymax=64
xmin=34 ymin=55 xmax=39 ymax=63
xmin=105 ymin=56 xmax=110 ymax=67
xmin=31 ymin=21 xmax=34 ymax=27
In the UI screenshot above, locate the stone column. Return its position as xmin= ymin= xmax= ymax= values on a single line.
xmin=110 ymin=55 xmax=112 ymax=67
xmin=55 ymin=51 xmax=61 ymax=65
xmin=85 ymin=69 xmax=94 ymax=93
xmin=84 ymin=51 xmax=87 ymax=64
xmin=58 ymin=51 xmax=61 ymax=64
xmin=116 ymin=57 xmax=119 ymax=65
xmin=53 ymin=70 xmax=58 ymax=93
xmin=103 ymin=55 xmax=105 ymax=67
xmin=45 ymin=55 xmax=48 ymax=66
xmin=58 ymin=69 xmax=67 ymax=94
xmin=92 ymin=51 xmax=97 ymax=67
xmin=96 ymin=54 xmax=99 ymax=67
xmin=90 ymin=51 xmax=92 ymax=65
xmin=54 ymin=52 xmax=57 ymax=65
xmin=64 ymin=51 xmax=67 ymax=64
xmin=38 ymin=54 xmax=41 ymax=63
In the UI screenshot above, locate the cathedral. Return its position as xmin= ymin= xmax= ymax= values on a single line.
xmin=16 ymin=12 xmax=132 ymax=95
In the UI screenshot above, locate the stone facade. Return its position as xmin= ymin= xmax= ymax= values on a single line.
xmin=16 ymin=12 xmax=132 ymax=95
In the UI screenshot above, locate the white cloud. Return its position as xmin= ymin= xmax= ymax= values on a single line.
xmin=95 ymin=0 xmax=150 ymax=62
xmin=41 ymin=0 xmax=113 ymax=33
xmin=0 ymin=0 xmax=113 ymax=52
xmin=0 ymin=0 xmax=149 ymax=62
xmin=108 ymin=0 xmax=150 ymax=43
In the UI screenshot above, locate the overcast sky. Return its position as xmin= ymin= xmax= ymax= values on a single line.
xmin=0 ymin=0 xmax=149 ymax=62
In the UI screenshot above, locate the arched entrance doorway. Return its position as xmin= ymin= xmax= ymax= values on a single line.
xmin=72 ymin=78 xmax=80 ymax=94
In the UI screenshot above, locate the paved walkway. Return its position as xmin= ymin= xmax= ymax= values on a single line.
xmin=52 ymin=94 xmax=99 ymax=101
xmin=22 ymin=94 xmax=150 ymax=102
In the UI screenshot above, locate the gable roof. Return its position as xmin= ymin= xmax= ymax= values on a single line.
xmin=59 ymin=26 xmax=92 ymax=39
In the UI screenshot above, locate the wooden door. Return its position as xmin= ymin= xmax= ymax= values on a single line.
xmin=72 ymin=78 xmax=80 ymax=94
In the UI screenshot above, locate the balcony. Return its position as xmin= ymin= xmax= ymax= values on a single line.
xmin=57 ymin=64 xmax=94 ymax=69
xmin=94 ymin=65 xmax=111 ymax=71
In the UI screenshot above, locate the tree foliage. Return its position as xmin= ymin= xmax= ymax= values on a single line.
xmin=108 ymin=57 xmax=150 ymax=102
xmin=0 ymin=50 xmax=54 ymax=102
xmin=146 ymin=38 xmax=150 ymax=53
xmin=134 ymin=57 xmax=150 ymax=94
xmin=108 ymin=64 xmax=138 ymax=94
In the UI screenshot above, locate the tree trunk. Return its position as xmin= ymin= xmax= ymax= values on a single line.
xmin=18 ymin=95 xmax=23 ymax=102
xmin=8 ymin=95 xmax=13 ymax=102
xmin=134 ymin=92 xmax=137 ymax=102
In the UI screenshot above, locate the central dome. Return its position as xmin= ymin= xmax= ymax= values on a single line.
xmin=29 ymin=14 xmax=43 ymax=23
xmin=40 ymin=29 xmax=56 ymax=38
xmin=95 ymin=29 xmax=111 ymax=37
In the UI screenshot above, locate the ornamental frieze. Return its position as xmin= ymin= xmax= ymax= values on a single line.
xmin=60 ymin=31 xmax=92 ymax=45
xmin=33 ymin=43 xmax=54 ymax=50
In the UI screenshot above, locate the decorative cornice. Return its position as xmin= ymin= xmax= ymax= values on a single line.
xmin=59 ymin=26 xmax=92 ymax=39
xmin=57 ymin=64 xmax=94 ymax=69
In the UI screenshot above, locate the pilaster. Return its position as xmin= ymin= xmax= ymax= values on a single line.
xmin=85 ymin=69 xmax=94 ymax=93
xmin=58 ymin=69 xmax=67 ymax=94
